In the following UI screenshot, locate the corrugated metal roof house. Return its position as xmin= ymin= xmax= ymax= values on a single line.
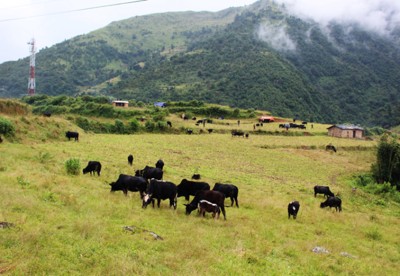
xmin=327 ymin=124 xmax=364 ymax=139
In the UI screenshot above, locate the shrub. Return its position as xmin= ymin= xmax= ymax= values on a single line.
xmin=128 ymin=119 xmax=140 ymax=133
xmin=0 ymin=117 xmax=15 ymax=137
xmin=65 ymin=158 xmax=81 ymax=175
xmin=114 ymin=120 xmax=126 ymax=134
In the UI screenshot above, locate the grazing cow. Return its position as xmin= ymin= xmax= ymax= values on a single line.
xmin=135 ymin=166 xmax=163 ymax=180
xmin=320 ymin=196 xmax=342 ymax=212
xmin=184 ymin=190 xmax=226 ymax=220
xmin=212 ymin=183 xmax=239 ymax=208
xmin=128 ymin=154 xmax=134 ymax=166
xmin=198 ymin=200 xmax=220 ymax=219
xmin=231 ymin=130 xmax=245 ymax=137
xmin=191 ymin=174 xmax=201 ymax=180
xmin=177 ymin=179 xmax=210 ymax=201
xmin=187 ymin=129 xmax=193 ymax=135
xmin=167 ymin=121 xmax=172 ymax=127
xmin=326 ymin=144 xmax=337 ymax=152
xmin=207 ymin=129 xmax=213 ymax=134
xmin=288 ymin=201 xmax=300 ymax=219
xmin=155 ymin=159 xmax=164 ymax=170
xmin=82 ymin=161 xmax=102 ymax=176
xmin=109 ymin=174 xmax=147 ymax=198
xmin=65 ymin=131 xmax=79 ymax=141
xmin=314 ymin=185 xmax=335 ymax=198
xmin=142 ymin=179 xmax=177 ymax=209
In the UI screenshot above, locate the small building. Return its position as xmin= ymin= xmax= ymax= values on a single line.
xmin=259 ymin=116 xmax=275 ymax=123
xmin=112 ymin=100 xmax=129 ymax=108
xmin=327 ymin=124 xmax=364 ymax=139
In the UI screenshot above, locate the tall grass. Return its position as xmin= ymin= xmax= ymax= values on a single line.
xmin=0 ymin=131 xmax=399 ymax=275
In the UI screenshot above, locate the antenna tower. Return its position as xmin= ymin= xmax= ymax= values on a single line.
xmin=27 ymin=38 xmax=36 ymax=96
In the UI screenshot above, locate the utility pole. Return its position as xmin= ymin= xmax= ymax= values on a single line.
xmin=27 ymin=38 xmax=36 ymax=96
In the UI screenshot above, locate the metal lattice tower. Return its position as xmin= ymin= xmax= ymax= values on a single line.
xmin=27 ymin=38 xmax=36 ymax=96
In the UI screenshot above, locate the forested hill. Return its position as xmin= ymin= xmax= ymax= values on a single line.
xmin=1 ymin=0 xmax=400 ymax=127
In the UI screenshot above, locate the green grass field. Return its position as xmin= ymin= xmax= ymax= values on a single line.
xmin=1 ymin=117 xmax=399 ymax=275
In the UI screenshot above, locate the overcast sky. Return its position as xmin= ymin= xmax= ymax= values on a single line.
xmin=1 ymin=0 xmax=399 ymax=64
xmin=0 ymin=0 xmax=257 ymax=63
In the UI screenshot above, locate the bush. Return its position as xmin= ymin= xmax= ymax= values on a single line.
xmin=0 ymin=117 xmax=15 ymax=137
xmin=128 ymin=119 xmax=140 ymax=133
xmin=65 ymin=158 xmax=80 ymax=175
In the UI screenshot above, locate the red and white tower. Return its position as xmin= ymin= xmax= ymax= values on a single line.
xmin=27 ymin=38 xmax=36 ymax=96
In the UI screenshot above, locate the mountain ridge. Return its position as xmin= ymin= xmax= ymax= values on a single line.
xmin=0 ymin=0 xmax=399 ymax=127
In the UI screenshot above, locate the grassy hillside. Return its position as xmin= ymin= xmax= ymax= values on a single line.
xmin=1 ymin=113 xmax=399 ymax=274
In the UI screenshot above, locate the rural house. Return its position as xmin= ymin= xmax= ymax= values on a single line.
xmin=112 ymin=100 xmax=129 ymax=108
xmin=327 ymin=124 xmax=364 ymax=139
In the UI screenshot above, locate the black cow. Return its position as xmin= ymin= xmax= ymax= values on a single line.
xmin=288 ymin=201 xmax=300 ymax=219
xmin=82 ymin=161 xmax=102 ymax=176
xmin=326 ymin=144 xmax=337 ymax=152
xmin=0 ymin=136 xmax=2 ymax=143
xmin=155 ymin=159 xmax=164 ymax=170
xmin=109 ymin=174 xmax=147 ymax=198
xmin=167 ymin=121 xmax=172 ymax=127
xmin=142 ymin=179 xmax=177 ymax=209
xmin=184 ymin=190 xmax=226 ymax=220
xmin=65 ymin=131 xmax=79 ymax=141
xmin=320 ymin=196 xmax=342 ymax=212
xmin=198 ymin=200 xmax=220 ymax=219
xmin=314 ymin=185 xmax=335 ymax=198
xmin=135 ymin=166 xmax=163 ymax=180
xmin=191 ymin=174 xmax=201 ymax=180
xmin=177 ymin=179 xmax=210 ymax=201
xmin=231 ymin=130 xmax=245 ymax=137
xmin=187 ymin=129 xmax=193 ymax=135
xmin=212 ymin=183 xmax=239 ymax=208
xmin=128 ymin=154 xmax=134 ymax=166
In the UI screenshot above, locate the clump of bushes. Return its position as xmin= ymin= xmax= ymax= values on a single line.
xmin=0 ymin=116 xmax=15 ymax=137
xmin=65 ymin=158 xmax=81 ymax=175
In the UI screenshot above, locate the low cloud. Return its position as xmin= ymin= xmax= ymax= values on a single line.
xmin=257 ymin=21 xmax=297 ymax=51
xmin=274 ymin=0 xmax=400 ymax=36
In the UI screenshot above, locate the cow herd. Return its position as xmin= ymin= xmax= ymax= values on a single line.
xmin=81 ymin=156 xmax=342 ymax=221
xmin=288 ymin=185 xmax=342 ymax=220
xmin=80 ymin=157 xmax=240 ymax=220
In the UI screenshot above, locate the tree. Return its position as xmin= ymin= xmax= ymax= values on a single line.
xmin=371 ymin=134 xmax=400 ymax=189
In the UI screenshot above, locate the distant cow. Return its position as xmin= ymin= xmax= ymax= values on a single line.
xmin=187 ymin=129 xmax=193 ymax=135
xmin=135 ymin=166 xmax=163 ymax=180
xmin=155 ymin=159 xmax=164 ymax=170
xmin=320 ymin=196 xmax=342 ymax=212
xmin=207 ymin=129 xmax=213 ymax=134
xmin=326 ymin=144 xmax=337 ymax=152
xmin=177 ymin=179 xmax=210 ymax=201
xmin=191 ymin=174 xmax=201 ymax=180
xmin=43 ymin=111 xmax=51 ymax=117
xmin=288 ymin=201 xmax=300 ymax=219
xmin=128 ymin=154 xmax=134 ymax=166
xmin=65 ymin=131 xmax=79 ymax=141
xmin=167 ymin=121 xmax=172 ymax=127
xmin=184 ymin=190 xmax=226 ymax=220
xmin=109 ymin=174 xmax=147 ymax=198
xmin=231 ymin=130 xmax=245 ymax=137
xmin=142 ymin=179 xmax=177 ymax=209
xmin=212 ymin=183 xmax=239 ymax=207
xmin=0 ymin=136 xmax=2 ymax=143
xmin=82 ymin=161 xmax=102 ymax=176
xmin=198 ymin=200 xmax=220 ymax=219
xmin=314 ymin=185 xmax=335 ymax=198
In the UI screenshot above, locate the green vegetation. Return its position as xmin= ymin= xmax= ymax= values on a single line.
xmin=0 ymin=117 xmax=15 ymax=138
xmin=65 ymin=158 xmax=81 ymax=175
xmin=1 ymin=111 xmax=399 ymax=274
xmin=371 ymin=134 xmax=400 ymax=189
